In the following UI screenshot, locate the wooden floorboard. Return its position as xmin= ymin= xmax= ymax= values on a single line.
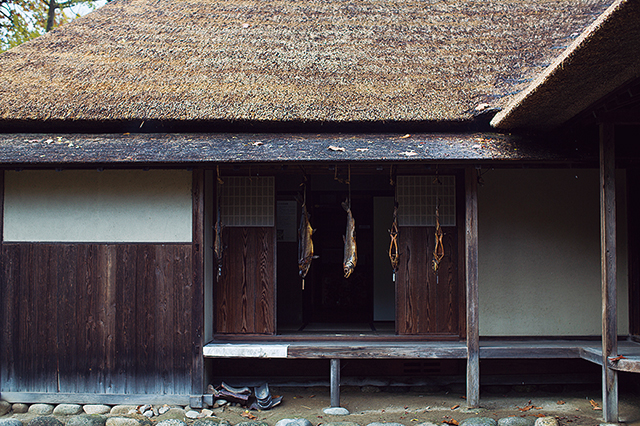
xmin=203 ymin=339 xmax=640 ymax=365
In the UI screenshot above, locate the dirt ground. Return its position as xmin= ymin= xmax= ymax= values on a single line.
xmin=211 ymin=386 xmax=640 ymax=426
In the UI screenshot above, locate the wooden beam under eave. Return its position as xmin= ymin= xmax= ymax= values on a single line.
xmin=600 ymin=123 xmax=618 ymax=423
xmin=465 ymin=166 xmax=479 ymax=408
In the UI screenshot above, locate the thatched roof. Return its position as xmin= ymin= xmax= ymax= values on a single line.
xmin=492 ymin=0 xmax=640 ymax=130
xmin=0 ymin=0 xmax=614 ymax=130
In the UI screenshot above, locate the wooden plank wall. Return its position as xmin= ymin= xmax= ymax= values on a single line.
xmin=0 ymin=243 xmax=194 ymax=395
xmin=396 ymin=226 xmax=460 ymax=336
xmin=215 ymin=227 xmax=276 ymax=334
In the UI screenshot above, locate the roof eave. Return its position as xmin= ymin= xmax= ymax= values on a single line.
xmin=490 ymin=0 xmax=640 ymax=131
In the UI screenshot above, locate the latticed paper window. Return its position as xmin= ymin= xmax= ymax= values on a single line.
xmin=397 ymin=175 xmax=456 ymax=226
xmin=219 ymin=177 xmax=274 ymax=227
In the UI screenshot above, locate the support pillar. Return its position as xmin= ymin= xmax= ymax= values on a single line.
xmin=322 ymin=359 xmax=349 ymax=415
xmin=465 ymin=167 xmax=480 ymax=408
xmin=600 ymin=123 xmax=618 ymax=423
xmin=330 ymin=359 xmax=340 ymax=408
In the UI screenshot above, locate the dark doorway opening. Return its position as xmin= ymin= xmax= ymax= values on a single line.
xmin=303 ymin=190 xmax=374 ymax=324
xmin=276 ymin=171 xmax=396 ymax=335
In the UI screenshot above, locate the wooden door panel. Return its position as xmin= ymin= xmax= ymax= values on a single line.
xmin=396 ymin=226 xmax=459 ymax=335
xmin=215 ymin=227 xmax=275 ymax=334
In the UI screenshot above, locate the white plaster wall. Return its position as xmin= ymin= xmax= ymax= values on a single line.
xmin=478 ymin=169 xmax=629 ymax=336
xmin=4 ymin=169 xmax=192 ymax=242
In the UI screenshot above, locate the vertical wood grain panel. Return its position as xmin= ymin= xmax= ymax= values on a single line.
xmin=115 ymin=244 xmax=136 ymax=394
xmin=255 ymin=228 xmax=276 ymax=334
xmin=0 ymin=242 xmax=193 ymax=396
xmin=19 ymin=244 xmax=33 ymax=391
xmin=1 ymin=244 xmax=18 ymax=391
xmin=396 ymin=226 xmax=459 ymax=336
xmin=57 ymin=245 xmax=77 ymax=393
xmin=176 ymin=244 xmax=192 ymax=394
xmin=99 ymin=245 xmax=117 ymax=394
xmin=215 ymin=227 xmax=275 ymax=335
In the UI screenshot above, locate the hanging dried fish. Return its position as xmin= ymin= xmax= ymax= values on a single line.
xmin=298 ymin=201 xmax=315 ymax=280
xmin=215 ymin=165 xmax=225 ymax=279
xmin=214 ymin=214 xmax=224 ymax=279
xmin=342 ymin=199 xmax=357 ymax=278
xmin=432 ymin=205 xmax=444 ymax=271
xmin=389 ymin=202 xmax=399 ymax=272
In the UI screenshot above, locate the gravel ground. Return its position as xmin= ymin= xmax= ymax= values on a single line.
xmin=2 ymin=385 xmax=640 ymax=426
xmin=219 ymin=386 xmax=640 ymax=426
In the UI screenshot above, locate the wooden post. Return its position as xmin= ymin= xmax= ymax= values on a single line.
xmin=191 ymin=169 xmax=205 ymax=405
xmin=600 ymin=123 xmax=618 ymax=423
xmin=465 ymin=166 xmax=480 ymax=408
xmin=330 ymin=359 xmax=340 ymax=408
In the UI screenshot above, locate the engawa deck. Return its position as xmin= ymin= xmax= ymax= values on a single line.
xmin=203 ymin=339 xmax=640 ymax=371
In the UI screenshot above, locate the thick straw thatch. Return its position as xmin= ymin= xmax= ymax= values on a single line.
xmin=0 ymin=0 xmax=614 ymax=127
xmin=491 ymin=0 xmax=640 ymax=130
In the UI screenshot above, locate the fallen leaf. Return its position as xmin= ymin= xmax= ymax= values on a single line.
xmin=590 ymin=399 xmax=602 ymax=410
xmin=301 ymin=406 xmax=311 ymax=410
xmin=557 ymin=401 xmax=566 ymax=405
xmin=534 ymin=414 xmax=546 ymax=418
xmin=310 ymin=395 xmax=315 ymax=398
xmin=460 ymin=396 xmax=467 ymax=400
xmin=451 ymin=404 xmax=460 ymax=410
xmin=241 ymin=411 xmax=257 ymax=420
xmin=400 ymin=134 xmax=412 ymax=139
xmin=609 ymin=355 xmax=626 ymax=362
xmin=328 ymin=145 xmax=346 ymax=152
xmin=442 ymin=420 xmax=459 ymax=425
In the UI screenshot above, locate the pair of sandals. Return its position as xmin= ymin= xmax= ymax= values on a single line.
xmin=251 ymin=383 xmax=283 ymax=410
xmin=216 ymin=382 xmax=282 ymax=411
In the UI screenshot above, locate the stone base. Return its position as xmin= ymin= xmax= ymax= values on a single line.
xmin=322 ymin=407 xmax=350 ymax=416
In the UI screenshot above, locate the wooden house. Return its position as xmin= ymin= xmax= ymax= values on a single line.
xmin=0 ymin=0 xmax=639 ymax=422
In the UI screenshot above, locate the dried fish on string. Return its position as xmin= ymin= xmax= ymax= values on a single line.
xmin=389 ymin=202 xmax=399 ymax=273
xmin=342 ymin=199 xmax=357 ymax=278
xmin=298 ymin=200 xmax=315 ymax=282
xmin=214 ymin=165 xmax=225 ymax=279
xmin=432 ymin=205 xmax=444 ymax=271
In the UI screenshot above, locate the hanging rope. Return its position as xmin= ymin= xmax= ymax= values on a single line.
xmin=388 ymin=165 xmax=399 ymax=273
xmin=348 ymin=164 xmax=351 ymax=209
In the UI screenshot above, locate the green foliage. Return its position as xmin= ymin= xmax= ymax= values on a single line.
xmin=0 ymin=0 xmax=101 ymax=51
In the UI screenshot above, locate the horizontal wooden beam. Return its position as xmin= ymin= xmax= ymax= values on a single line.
xmin=608 ymin=357 xmax=640 ymax=373
xmin=204 ymin=339 xmax=640 ymax=361
xmin=287 ymin=345 xmax=467 ymax=359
